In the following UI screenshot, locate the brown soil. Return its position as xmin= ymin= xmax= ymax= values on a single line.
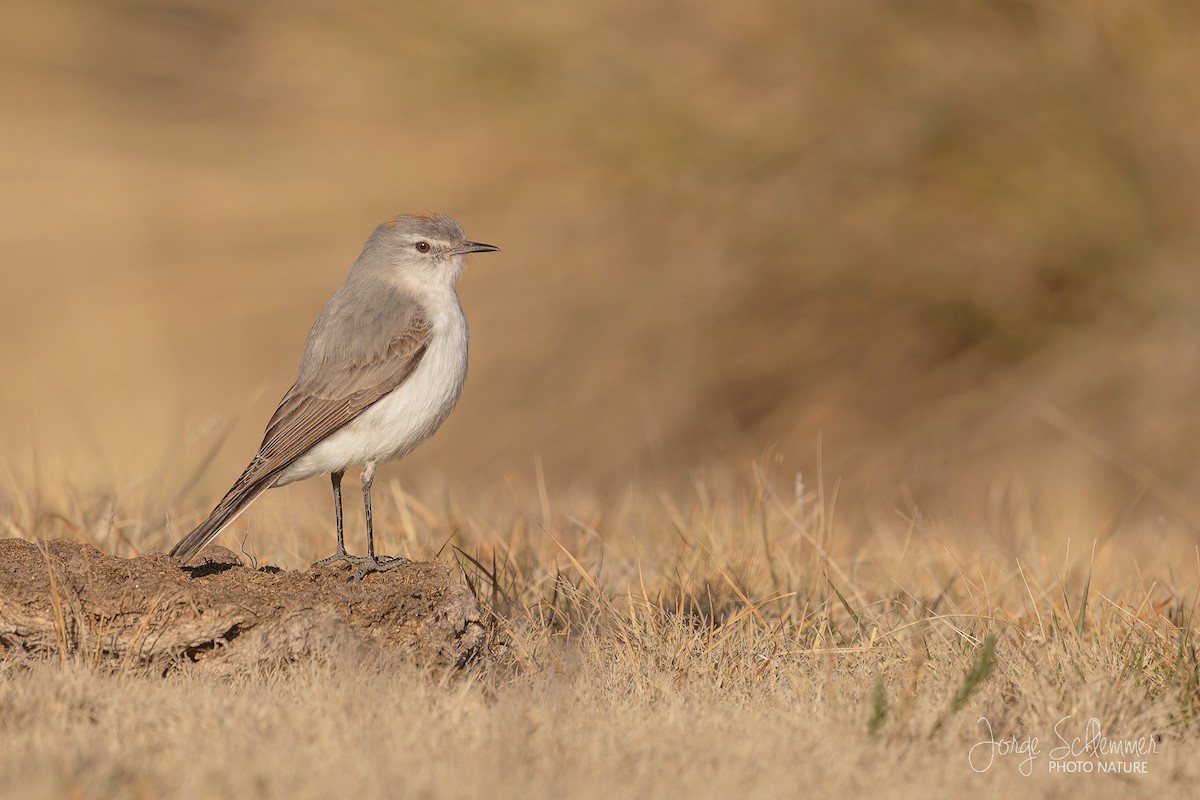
xmin=0 ymin=538 xmax=485 ymax=674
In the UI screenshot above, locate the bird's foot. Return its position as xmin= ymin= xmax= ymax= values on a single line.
xmin=349 ymin=555 xmax=411 ymax=582
xmin=310 ymin=550 xmax=411 ymax=580
xmin=311 ymin=549 xmax=370 ymax=570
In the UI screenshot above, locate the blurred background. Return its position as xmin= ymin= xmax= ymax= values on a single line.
xmin=3 ymin=0 xmax=1200 ymax=540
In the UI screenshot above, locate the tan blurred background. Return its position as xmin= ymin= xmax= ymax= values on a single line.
xmin=3 ymin=0 xmax=1200 ymax=533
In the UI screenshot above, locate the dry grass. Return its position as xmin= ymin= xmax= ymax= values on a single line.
xmin=2 ymin=464 xmax=1198 ymax=798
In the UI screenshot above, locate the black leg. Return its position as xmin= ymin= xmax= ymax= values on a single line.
xmin=311 ymin=470 xmax=352 ymax=568
xmin=333 ymin=469 xmax=346 ymax=553
xmin=348 ymin=461 xmax=410 ymax=581
xmin=363 ymin=461 xmax=376 ymax=560
xmin=310 ymin=462 xmax=410 ymax=579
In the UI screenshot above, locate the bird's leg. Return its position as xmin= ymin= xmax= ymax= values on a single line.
xmin=364 ymin=460 xmax=377 ymax=560
xmin=333 ymin=469 xmax=346 ymax=554
xmin=312 ymin=470 xmax=356 ymax=568
xmin=350 ymin=460 xmax=410 ymax=581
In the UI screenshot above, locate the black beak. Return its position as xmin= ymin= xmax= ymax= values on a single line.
xmin=459 ymin=241 xmax=500 ymax=254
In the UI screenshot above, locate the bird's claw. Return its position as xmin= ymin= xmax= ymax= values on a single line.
xmin=349 ymin=555 xmax=410 ymax=582
xmin=311 ymin=551 xmax=411 ymax=580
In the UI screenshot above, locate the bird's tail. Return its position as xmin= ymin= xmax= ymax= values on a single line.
xmin=168 ymin=469 xmax=275 ymax=561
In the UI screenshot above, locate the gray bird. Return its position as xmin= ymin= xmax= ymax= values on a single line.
xmin=168 ymin=213 xmax=498 ymax=577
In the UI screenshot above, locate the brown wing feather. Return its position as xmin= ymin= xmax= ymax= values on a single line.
xmin=256 ymin=318 xmax=432 ymax=478
xmin=168 ymin=311 xmax=432 ymax=560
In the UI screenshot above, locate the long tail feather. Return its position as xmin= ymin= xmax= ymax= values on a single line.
xmin=168 ymin=472 xmax=274 ymax=561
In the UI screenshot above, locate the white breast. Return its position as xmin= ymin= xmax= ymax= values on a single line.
xmin=274 ymin=302 xmax=468 ymax=486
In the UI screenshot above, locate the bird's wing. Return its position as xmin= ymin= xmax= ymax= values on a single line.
xmin=253 ymin=301 xmax=433 ymax=481
xmin=167 ymin=289 xmax=432 ymax=561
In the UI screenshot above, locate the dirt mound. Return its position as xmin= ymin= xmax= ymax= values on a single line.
xmin=0 ymin=538 xmax=485 ymax=673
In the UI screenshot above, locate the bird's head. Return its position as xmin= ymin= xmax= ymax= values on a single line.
xmin=365 ymin=212 xmax=499 ymax=290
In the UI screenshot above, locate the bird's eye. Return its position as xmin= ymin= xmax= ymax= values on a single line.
xmin=414 ymin=241 xmax=432 ymax=253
